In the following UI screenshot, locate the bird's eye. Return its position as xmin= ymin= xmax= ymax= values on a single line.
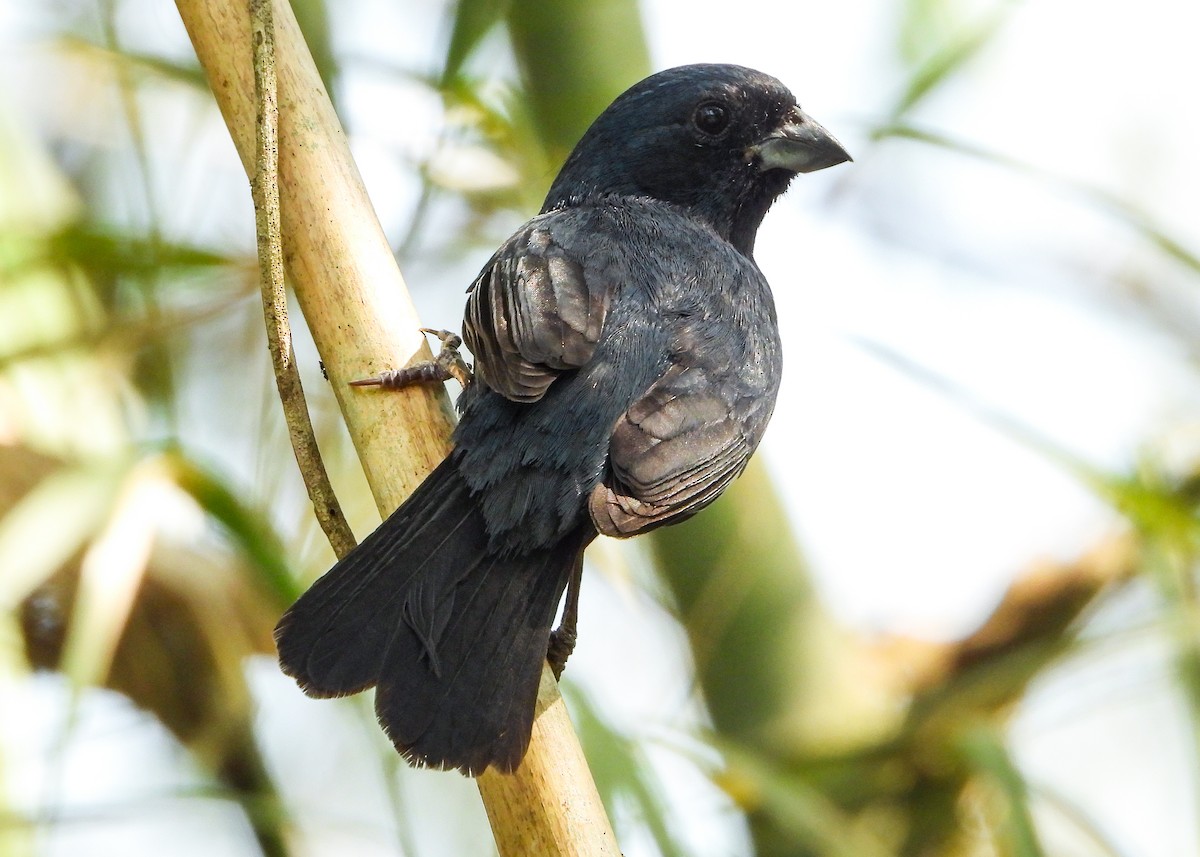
xmin=692 ymin=102 xmax=730 ymax=136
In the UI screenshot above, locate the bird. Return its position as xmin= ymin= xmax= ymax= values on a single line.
xmin=274 ymin=63 xmax=850 ymax=775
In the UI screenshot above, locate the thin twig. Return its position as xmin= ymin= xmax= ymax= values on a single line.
xmin=249 ymin=0 xmax=356 ymax=560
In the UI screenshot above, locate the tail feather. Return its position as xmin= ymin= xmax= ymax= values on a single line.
xmin=274 ymin=457 xmax=584 ymax=774
xmin=376 ymin=536 xmax=580 ymax=774
xmin=274 ymin=457 xmax=481 ymax=696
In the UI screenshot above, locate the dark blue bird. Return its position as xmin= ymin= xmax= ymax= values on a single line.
xmin=275 ymin=64 xmax=850 ymax=775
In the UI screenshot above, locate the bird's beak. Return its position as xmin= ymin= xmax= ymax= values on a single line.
xmin=748 ymin=107 xmax=851 ymax=174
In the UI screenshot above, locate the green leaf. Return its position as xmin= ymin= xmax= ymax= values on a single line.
xmin=42 ymin=224 xmax=234 ymax=283
xmin=958 ymin=726 xmax=1045 ymax=857
xmin=562 ymin=682 xmax=689 ymax=857
xmin=290 ymin=0 xmax=341 ymax=113
xmin=897 ymin=0 xmax=957 ymax=65
xmin=1093 ymin=470 xmax=1200 ymax=547
xmin=56 ymin=36 xmax=209 ymax=90
xmin=442 ymin=0 xmax=512 ymax=85
xmin=890 ymin=2 xmax=1016 ymax=120
xmin=165 ymin=450 xmax=298 ymax=607
xmin=506 ymin=0 xmax=651 ymax=165
xmin=716 ymin=745 xmax=894 ymax=857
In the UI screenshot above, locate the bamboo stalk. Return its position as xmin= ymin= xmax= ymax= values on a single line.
xmin=175 ymin=1 xmax=617 ymax=852
xmin=177 ymin=0 xmax=452 ymax=507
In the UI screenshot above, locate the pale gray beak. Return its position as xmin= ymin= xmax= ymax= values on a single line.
xmin=747 ymin=107 xmax=851 ymax=174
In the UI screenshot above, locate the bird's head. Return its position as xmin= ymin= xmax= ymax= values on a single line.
xmin=544 ymin=64 xmax=850 ymax=256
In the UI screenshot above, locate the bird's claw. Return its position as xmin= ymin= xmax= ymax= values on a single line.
xmin=547 ymin=627 xmax=577 ymax=680
xmin=350 ymin=328 xmax=474 ymax=390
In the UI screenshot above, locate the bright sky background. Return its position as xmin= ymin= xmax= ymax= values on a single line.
xmin=3 ymin=0 xmax=1199 ymax=855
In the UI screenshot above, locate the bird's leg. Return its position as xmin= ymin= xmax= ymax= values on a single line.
xmin=350 ymin=328 xmax=473 ymax=390
xmin=547 ymin=553 xmax=584 ymax=680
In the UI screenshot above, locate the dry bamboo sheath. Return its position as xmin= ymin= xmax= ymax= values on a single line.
xmin=175 ymin=0 xmax=618 ymax=852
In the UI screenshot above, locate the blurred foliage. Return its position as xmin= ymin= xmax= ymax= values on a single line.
xmin=889 ymin=0 xmax=1016 ymax=121
xmin=505 ymin=0 xmax=651 ymax=166
xmin=650 ymin=461 xmax=1138 ymax=857
xmin=562 ymin=682 xmax=688 ymax=857
xmin=871 ymin=125 xmax=1200 ymax=274
xmin=0 ymin=0 xmax=1197 ymax=856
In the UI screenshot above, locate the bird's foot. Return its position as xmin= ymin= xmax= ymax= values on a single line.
xmin=547 ymin=552 xmax=584 ymax=680
xmin=547 ymin=626 xmax=577 ymax=680
xmin=350 ymin=328 xmax=473 ymax=390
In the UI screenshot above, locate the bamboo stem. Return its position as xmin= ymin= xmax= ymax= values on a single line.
xmin=175 ymin=1 xmax=617 ymax=852
xmin=178 ymin=0 xmax=453 ymax=508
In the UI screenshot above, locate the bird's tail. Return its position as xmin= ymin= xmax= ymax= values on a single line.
xmin=274 ymin=457 xmax=583 ymax=774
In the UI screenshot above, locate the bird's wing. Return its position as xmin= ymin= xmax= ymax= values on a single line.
xmin=464 ymin=214 xmax=612 ymax=403
xmin=589 ymin=361 xmax=752 ymax=537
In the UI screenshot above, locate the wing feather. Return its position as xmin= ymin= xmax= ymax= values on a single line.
xmin=589 ymin=364 xmax=752 ymax=537
xmin=464 ymin=216 xmax=611 ymax=403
